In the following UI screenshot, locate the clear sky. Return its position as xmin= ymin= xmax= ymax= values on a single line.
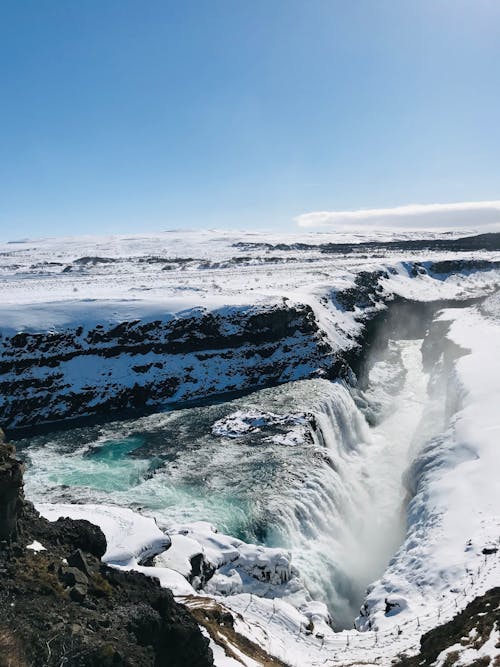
xmin=1 ymin=0 xmax=499 ymax=237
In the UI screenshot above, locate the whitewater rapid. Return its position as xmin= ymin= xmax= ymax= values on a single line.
xmin=273 ymin=339 xmax=433 ymax=627
xmin=18 ymin=337 xmax=444 ymax=629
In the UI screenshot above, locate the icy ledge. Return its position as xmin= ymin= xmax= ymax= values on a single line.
xmin=36 ymin=501 xmax=333 ymax=629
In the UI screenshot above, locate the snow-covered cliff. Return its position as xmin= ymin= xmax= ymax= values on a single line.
xmin=1 ymin=301 xmax=338 ymax=429
xmin=1 ymin=230 xmax=499 ymax=431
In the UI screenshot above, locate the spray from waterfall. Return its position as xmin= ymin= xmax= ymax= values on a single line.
xmin=18 ymin=332 xmax=453 ymax=631
xmin=268 ymin=339 xmax=444 ymax=629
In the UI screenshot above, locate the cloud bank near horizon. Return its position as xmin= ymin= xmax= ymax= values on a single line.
xmin=295 ymin=201 xmax=500 ymax=229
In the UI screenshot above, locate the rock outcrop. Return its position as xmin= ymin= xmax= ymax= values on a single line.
xmin=0 ymin=429 xmax=24 ymax=541
xmin=2 ymin=258 xmax=498 ymax=432
xmin=1 ymin=303 xmax=337 ymax=431
xmin=0 ymin=437 xmax=214 ymax=667
xmin=395 ymin=587 xmax=500 ymax=666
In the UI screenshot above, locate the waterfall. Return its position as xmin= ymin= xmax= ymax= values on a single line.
xmin=268 ymin=340 xmax=434 ymax=629
xmin=19 ymin=336 xmax=447 ymax=632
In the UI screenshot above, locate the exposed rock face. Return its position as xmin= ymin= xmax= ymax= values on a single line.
xmin=429 ymin=258 xmax=500 ymax=274
xmin=2 ymin=259 xmax=497 ymax=432
xmin=233 ymin=231 xmax=500 ymax=254
xmin=335 ymin=269 xmax=388 ymax=311
xmin=0 ymin=429 xmax=24 ymax=541
xmin=395 ymin=587 xmax=500 ymax=666
xmin=1 ymin=303 xmax=337 ymax=430
xmin=0 ymin=439 xmax=214 ymax=667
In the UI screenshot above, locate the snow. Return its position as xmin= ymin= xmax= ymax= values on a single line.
xmin=356 ymin=297 xmax=500 ymax=638
xmin=3 ymin=230 xmax=499 ymax=431
xmin=5 ymin=229 xmax=500 ymax=665
xmin=154 ymin=534 xmax=202 ymax=578
xmin=36 ymin=501 xmax=318 ymax=618
xmin=36 ymin=497 xmax=500 ymax=666
xmin=435 ymin=624 xmax=500 ymax=666
xmin=37 ymin=503 xmax=170 ymax=566
xmin=33 ymin=312 xmax=500 ymax=663
xmin=211 ymin=410 xmax=307 ymax=439
xmin=1 ymin=229 xmax=498 ymax=336
xmin=201 ymin=629 xmax=249 ymax=667
xmin=37 ymin=502 xmax=198 ymax=596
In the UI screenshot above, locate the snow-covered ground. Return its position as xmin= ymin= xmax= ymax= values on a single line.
xmin=1 ymin=228 xmax=499 ymax=331
xmin=2 ymin=229 xmax=500 ymax=426
xmin=4 ymin=229 xmax=500 ymax=665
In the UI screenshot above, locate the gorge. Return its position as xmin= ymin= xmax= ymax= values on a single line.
xmin=1 ymin=230 xmax=499 ymax=666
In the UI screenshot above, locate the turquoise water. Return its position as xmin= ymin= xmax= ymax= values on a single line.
xmin=17 ymin=352 xmax=436 ymax=629
xmin=47 ymin=436 xmax=150 ymax=492
xmin=89 ymin=437 xmax=142 ymax=461
xmin=17 ymin=380 xmax=334 ymax=541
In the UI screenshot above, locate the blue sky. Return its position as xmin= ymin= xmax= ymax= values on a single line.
xmin=0 ymin=0 xmax=499 ymax=237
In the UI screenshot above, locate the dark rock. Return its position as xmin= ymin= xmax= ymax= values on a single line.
xmin=59 ymin=565 xmax=88 ymax=588
xmin=53 ymin=517 xmax=107 ymax=558
xmin=233 ymin=232 xmax=500 ymax=255
xmin=1 ymin=302 xmax=336 ymax=431
xmin=482 ymin=545 xmax=498 ymax=555
xmin=384 ymin=597 xmax=400 ymax=615
xmin=67 ymin=548 xmax=91 ymax=576
xmin=69 ymin=582 xmax=87 ymax=603
xmin=189 ymin=552 xmax=216 ymax=588
xmin=320 ymin=231 xmax=500 ymax=254
xmin=0 ymin=434 xmax=24 ymax=541
xmin=395 ymin=587 xmax=500 ymax=666
xmin=335 ymin=270 xmax=388 ymax=311
xmin=73 ymin=256 xmax=117 ymax=265
xmin=0 ymin=444 xmax=214 ymax=667
xmin=19 ymin=501 xmax=107 ymax=559
xmin=429 ymin=258 xmax=500 ymax=274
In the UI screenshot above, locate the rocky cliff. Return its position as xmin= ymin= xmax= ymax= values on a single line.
xmin=1 ymin=302 xmax=337 ymax=431
xmin=0 ymin=434 xmax=213 ymax=667
xmin=0 ymin=430 xmax=24 ymax=541
xmin=395 ymin=586 xmax=500 ymax=666
xmin=2 ymin=258 xmax=498 ymax=432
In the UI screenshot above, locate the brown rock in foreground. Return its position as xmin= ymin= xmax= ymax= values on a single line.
xmin=0 ymin=436 xmax=213 ymax=667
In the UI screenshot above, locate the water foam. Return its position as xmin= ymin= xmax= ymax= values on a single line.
xmin=20 ymin=339 xmax=444 ymax=628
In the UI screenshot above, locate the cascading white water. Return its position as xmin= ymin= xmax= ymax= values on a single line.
xmin=272 ymin=339 xmax=434 ymax=629
xmin=19 ymin=337 xmax=445 ymax=631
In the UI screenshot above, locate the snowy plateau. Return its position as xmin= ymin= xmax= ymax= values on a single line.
xmin=1 ymin=228 xmax=500 ymax=667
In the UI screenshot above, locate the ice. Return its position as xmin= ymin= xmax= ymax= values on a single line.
xmin=37 ymin=503 xmax=170 ymax=566
xmin=154 ymin=534 xmax=202 ymax=578
xmin=37 ymin=501 xmax=310 ymax=610
xmin=357 ymin=297 xmax=500 ymax=633
xmin=31 ymin=305 xmax=500 ymax=662
xmin=211 ymin=410 xmax=307 ymax=438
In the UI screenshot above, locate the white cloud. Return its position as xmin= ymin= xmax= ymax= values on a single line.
xmin=295 ymin=200 xmax=500 ymax=229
